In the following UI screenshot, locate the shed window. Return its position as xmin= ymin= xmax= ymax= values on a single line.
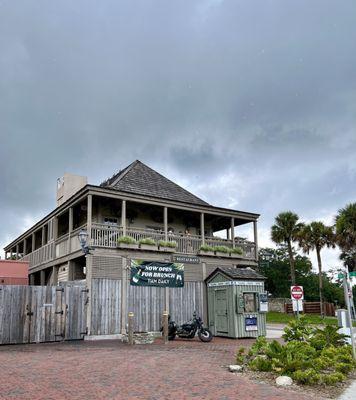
xmin=243 ymin=293 xmax=257 ymax=313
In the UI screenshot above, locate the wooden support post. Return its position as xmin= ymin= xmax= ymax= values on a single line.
xmin=128 ymin=312 xmax=134 ymax=345
xmin=87 ymin=195 xmax=92 ymax=243
xmin=68 ymin=207 xmax=73 ymax=253
xmin=200 ymin=213 xmax=205 ymax=245
xmin=231 ymin=217 xmax=235 ymax=248
xmin=29 ymin=274 xmax=35 ymax=286
xmin=253 ymin=220 xmax=258 ymax=261
xmin=162 ymin=311 xmax=169 ymax=344
xmin=41 ymin=226 xmax=45 ymax=247
xmin=40 ymin=270 xmax=46 ymax=286
xmin=164 ymin=206 xmax=168 ymax=241
xmin=23 ymin=239 xmax=27 ymax=256
xmin=85 ymin=254 xmax=93 ymax=335
xmin=53 ymin=217 xmax=58 ymax=241
xmin=15 ymin=244 xmax=19 ymax=260
xmin=32 ymin=233 xmax=35 ymax=252
xmin=165 ymin=287 xmax=169 ymax=314
xmin=121 ymin=200 xmax=126 ymax=236
xmin=52 ymin=266 xmax=58 ymax=286
xmin=121 ymin=257 xmax=127 ymax=334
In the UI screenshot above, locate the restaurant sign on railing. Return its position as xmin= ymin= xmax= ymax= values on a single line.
xmin=130 ymin=260 xmax=184 ymax=288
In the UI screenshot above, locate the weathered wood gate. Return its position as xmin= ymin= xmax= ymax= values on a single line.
xmin=0 ymin=284 xmax=88 ymax=345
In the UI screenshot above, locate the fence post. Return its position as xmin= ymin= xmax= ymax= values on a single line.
xmin=163 ymin=311 xmax=169 ymax=344
xmin=128 ymin=312 xmax=134 ymax=345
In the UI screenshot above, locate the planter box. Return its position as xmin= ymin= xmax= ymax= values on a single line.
xmin=117 ymin=243 xmax=139 ymax=250
xmin=139 ymin=244 xmax=159 ymax=251
xmin=198 ymin=250 xmax=215 ymax=257
xmin=230 ymin=252 xmax=243 ymax=258
xmin=159 ymin=246 xmax=176 ymax=253
xmin=215 ymin=251 xmax=229 ymax=257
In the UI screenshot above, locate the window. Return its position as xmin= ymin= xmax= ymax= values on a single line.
xmin=243 ymin=293 xmax=257 ymax=313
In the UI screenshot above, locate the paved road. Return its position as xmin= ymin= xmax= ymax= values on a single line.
xmin=0 ymin=337 xmax=317 ymax=400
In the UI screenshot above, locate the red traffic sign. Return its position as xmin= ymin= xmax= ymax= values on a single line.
xmin=291 ymin=285 xmax=304 ymax=300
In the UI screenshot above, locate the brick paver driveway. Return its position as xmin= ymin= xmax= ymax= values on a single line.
xmin=0 ymin=337 xmax=317 ymax=400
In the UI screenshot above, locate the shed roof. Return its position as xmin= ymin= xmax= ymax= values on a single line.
xmin=100 ymin=160 xmax=209 ymax=206
xmin=205 ymin=266 xmax=265 ymax=282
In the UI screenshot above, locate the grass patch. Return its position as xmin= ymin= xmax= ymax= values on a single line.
xmin=267 ymin=311 xmax=339 ymax=325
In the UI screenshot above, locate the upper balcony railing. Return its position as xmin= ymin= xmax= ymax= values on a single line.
xmin=21 ymin=223 xmax=256 ymax=270
xmin=91 ymin=223 xmax=256 ymax=259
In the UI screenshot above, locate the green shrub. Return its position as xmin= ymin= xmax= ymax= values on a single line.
xmin=293 ymin=369 xmax=320 ymax=385
xmin=236 ymin=347 xmax=246 ymax=364
xmin=158 ymin=240 xmax=177 ymax=248
xmin=199 ymin=244 xmax=214 ymax=252
xmin=230 ymin=247 xmax=243 ymax=255
xmin=139 ymin=238 xmax=156 ymax=246
xmin=249 ymin=356 xmax=272 ymax=372
xmin=320 ymin=372 xmax=346 ymax=385
xmin=213 ymin=245 xmax=230 ymax=253
xmin=282 ymin=315 xmax=312 ymax=342
xmin=118 ymin=236 xmax=137 ymax=245
xmin=243 ymin=319 xmax=355 ymax=386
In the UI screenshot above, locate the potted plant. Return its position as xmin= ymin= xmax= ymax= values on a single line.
xmin=230 ymin=246 xmax=243 ymax=257
xmin=158 ymin=240 xmax=177 ymax=253
xmin=117 ymin=236 xmax=138 ymax=249
xmin=214 ymin=245 xmax=230 ymax=257
xmin=198 ymin=244 xmax=215 ymax=256
xmin=139 ymin=238 xmax=158 ymax=251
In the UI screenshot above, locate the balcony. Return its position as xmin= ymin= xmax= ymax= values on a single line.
xmin=91 ymin=223 xmax=256 ymax=259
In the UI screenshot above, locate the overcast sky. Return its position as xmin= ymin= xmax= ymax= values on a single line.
xmin=1 ymin=0 xmax=355 ymax=272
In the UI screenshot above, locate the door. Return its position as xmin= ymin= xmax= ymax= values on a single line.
xmin=215 ymin=289 xmax=228 ymax=334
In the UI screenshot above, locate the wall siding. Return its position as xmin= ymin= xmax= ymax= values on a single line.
xmin=92 ymin=256 xmax=123 ymax=280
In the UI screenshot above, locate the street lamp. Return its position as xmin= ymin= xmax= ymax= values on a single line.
xmin=78 ymin=229 xmax=91 ymax=255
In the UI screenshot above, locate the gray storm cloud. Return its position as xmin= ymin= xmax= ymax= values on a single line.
xmin=0 ymin=0 xmax=355 ymax=269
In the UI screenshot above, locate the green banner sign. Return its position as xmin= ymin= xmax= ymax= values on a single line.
xmin=130 ymin=260 xmax=184 ymax=287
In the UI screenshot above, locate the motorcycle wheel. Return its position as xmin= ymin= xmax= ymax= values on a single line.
xmin=198 ymin=329 xmax=213 ymax=342
xmin=168 ymin=333 xmax=176 ymax=341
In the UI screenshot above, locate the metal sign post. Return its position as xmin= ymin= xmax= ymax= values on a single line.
xmin=291 ymin=286 xmax=304 ymax=319
xmin=342 ymin=273 xmax=356 ymax=360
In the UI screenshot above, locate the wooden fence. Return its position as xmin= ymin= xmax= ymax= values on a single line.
xmin=285 ymin=301 xmax=336 ymax=316
xmin=0 ymin=284 xmax=88 ymax=345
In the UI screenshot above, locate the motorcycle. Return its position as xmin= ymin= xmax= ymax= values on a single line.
xmin=162 ymin=311 xmax=213 ymax=342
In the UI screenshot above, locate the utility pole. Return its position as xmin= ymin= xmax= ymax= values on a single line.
xmin=342 ymin=271 xmax=356 ymax=360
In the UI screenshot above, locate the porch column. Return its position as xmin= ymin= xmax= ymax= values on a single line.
xmin=87 ymin=195 xmax=92 ymax=242
xmin=52 ymin=266 xmax=58 ymax=286
xmin=29 ymin=274 xmax=35 ymax=286
xmin=9 ymin=249 xmax=13 ymax=259
xmin=253 ymin=220 xmax=258 ymax=261
xmin=41 ymin=226 xmax=45 ymax=247
xmin=226 ymin=228 xmax=230 ymax=240
xmin=68 ymin=207 xmax=73 ymax=252
xmin=32 ymin=233 xmax=35 ymax=252
xmin=53 ymin=217 xmax=58 ymax=241
xmin=16 ymin=244 xmax=19 ymax=260
xmin=231 ymin=218 xmax=235 ymax=248
xmin=40 ymin=270 xmax=46 ymax=286
xmin=163 ymin=207 xmax=168 ymax=241
xmin=200 ymin=213 xmax=205 ymax=245
xmin=23 ymin=239 xmax=27 ymax=256
xmin=121 ymin=200 xmax=126 ymax=236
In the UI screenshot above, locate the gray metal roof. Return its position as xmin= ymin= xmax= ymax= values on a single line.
xmin=205 ymin=266 xmax=265 ymax=282
xmin=100 ymin=160 xmax=209 ymax=206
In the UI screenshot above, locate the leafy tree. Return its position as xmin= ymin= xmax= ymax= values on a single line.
xmin=271 ymin=211 xmax=304 ymax=285
xmin=259 ymin=247 xmax=344 ymax=306
xmin=298 ymin=222 xmax=335 ymax=316
xmin=335 ymin=203 xmax=356 ymax=272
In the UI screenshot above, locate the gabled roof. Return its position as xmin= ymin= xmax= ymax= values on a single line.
xmin=100 ymin=160 xmax=209 ymax=206
xmin=205 ymin=266 xmax=265 ymax=282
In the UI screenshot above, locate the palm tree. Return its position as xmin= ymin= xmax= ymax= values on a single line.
xmin=298 ymin=222 xmax=335 ymax=317
xmin=271 ymin=211 xmax=303 ymax=285
xmin=335 ymin=203 xmax=356 ymax=272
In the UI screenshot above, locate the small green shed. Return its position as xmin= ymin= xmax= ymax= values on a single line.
xmin=205 ymin=267 xmax=267 ymax=338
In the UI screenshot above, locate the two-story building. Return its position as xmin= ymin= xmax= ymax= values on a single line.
xmin=4 ymin=160 xmax=259 ymax=337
